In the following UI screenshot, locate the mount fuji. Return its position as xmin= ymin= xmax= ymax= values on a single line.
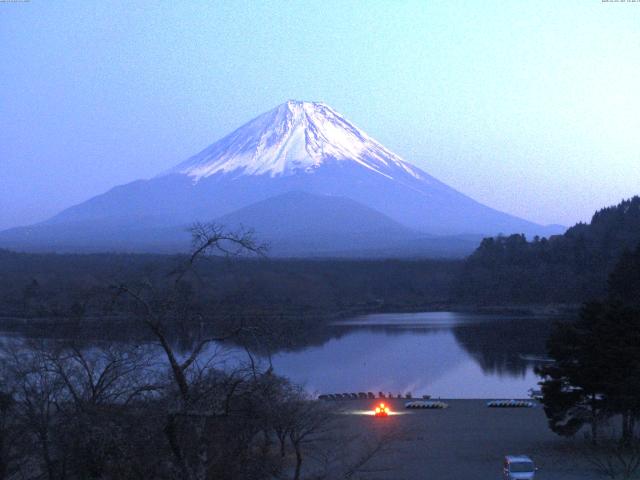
xmin=0 ymin=100 xmax=563 ymax=256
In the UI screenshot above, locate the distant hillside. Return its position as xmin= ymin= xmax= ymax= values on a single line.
xmin=457 ymin=196 xmax=640 ymax=305
xmin=0 ymin=191 xmax=482 ymax=258
xmin=215 ymin=191 xmax=419 ymax=255
xmin=217 ymin=191 xmax=482 ymax=258
xmin=0 ymin=249 xmax=462 ymax=319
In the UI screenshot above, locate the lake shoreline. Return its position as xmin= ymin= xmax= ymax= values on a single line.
xmin=0 ymin=303 xmax=579 ymax=329
xmin=322 ymin=302 xmax=580 ymax=323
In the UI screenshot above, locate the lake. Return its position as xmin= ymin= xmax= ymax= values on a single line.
xmin=215 ymin=311 xmax=557 ymax=399
xmin=0 ymin=311 xmax=559 ymax=399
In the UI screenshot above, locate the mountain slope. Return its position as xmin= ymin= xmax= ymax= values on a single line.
xmin=215 ymin=191 xmax=422 ymax=255
xmin=0 ymin=100 xmax=563 ymax=254
xmin=217 ymin=191 xmax=416 ymax=239
xmin=0 ymin=191 xmax=481 ymax=257
xmin=169 ymin=101 xmax=424 ymax=180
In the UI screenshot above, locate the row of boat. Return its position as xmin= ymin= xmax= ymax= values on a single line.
xmin=318 ymin=394 xmax=536 ymax=409
xmin=318 ymin=392 xmax=430 ymax=400
xmin=407 ymin=399 xmax=535 ymax=409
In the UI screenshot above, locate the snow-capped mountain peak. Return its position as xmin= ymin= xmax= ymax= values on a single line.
xmin=0 ymin=100 xmax=563 ymax=254
xmin=169 ymin=100 xmax=426 ymax=181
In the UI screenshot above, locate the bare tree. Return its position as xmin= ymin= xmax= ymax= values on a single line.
xmin=41 ymin=342 xmax=158 ymax=410
xmin=5 ymin=342 xmax=67 ymax=480
xmin=1 ymin=223 xmax=401 ymax=480
xmin=285 ymin=397 xmax=333 ymax=480
xmin=114 ymin=223 xmax=265 ymax=401
xmin=112 ymin=223 xmax=267 ymax=480
xmin=0 ymin=390 xmax=22 ymax=480
xmin=1 ymin=339 xmax=163 ymax=480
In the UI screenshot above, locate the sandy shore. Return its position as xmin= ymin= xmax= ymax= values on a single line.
xmin=326 ymin=399 xmax=602 ymax=479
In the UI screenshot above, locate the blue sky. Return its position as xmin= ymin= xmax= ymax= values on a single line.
xmin=1 ymin=1 xmax=639 ymax=229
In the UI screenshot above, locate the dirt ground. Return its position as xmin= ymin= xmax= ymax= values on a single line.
xmin=327 ymin=399 xmax=604 ymax=480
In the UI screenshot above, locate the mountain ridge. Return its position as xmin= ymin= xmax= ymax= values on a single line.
xmin=0 ymin=100 xmax=565 ymax=255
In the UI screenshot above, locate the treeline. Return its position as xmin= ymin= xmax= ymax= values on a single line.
xmin=456 ymin=196 xmax=640 ymax=305
xmin=0 ymin=250 xmax=461 ymax=321
xmin=2 ymin=196 xmax=640 ymax=320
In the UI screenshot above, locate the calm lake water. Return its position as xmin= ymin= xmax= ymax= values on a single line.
xmin=0 ymin=311 xmax=559 ymax=399
xmin=216 ymin=311 xmax=557 ymax=399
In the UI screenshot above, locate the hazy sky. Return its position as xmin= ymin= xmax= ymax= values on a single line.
xmin=1 ymin=1 xmax=639 ymax=230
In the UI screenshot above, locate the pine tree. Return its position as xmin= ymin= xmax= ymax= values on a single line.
xmin=538 ymin=245 xmax=640 ymax=443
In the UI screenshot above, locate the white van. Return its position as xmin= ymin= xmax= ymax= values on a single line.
xmin=503 ymin=455 xmax=537 ymax=479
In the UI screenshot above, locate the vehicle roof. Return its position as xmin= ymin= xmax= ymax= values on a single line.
xmin=505 ymin=455 xmax=533 ymax=462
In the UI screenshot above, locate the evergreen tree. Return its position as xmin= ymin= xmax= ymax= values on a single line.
xmin=459 ymin=196 xmax=640 ymax=305
xmin=538 ymin=245 xmax=640 ymax=443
